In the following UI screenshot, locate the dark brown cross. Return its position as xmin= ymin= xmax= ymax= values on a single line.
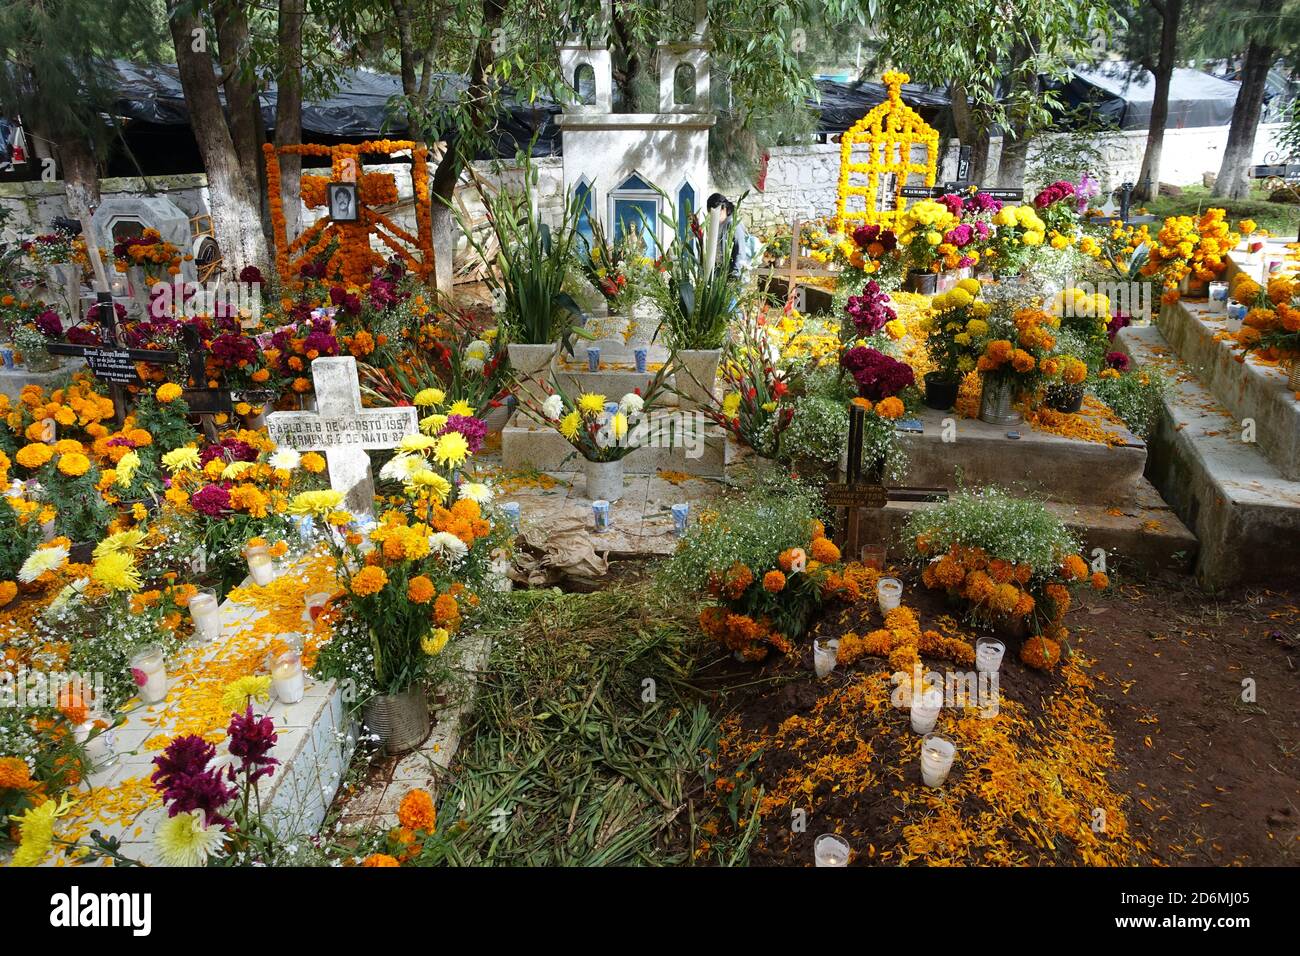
xmin=826 ymin=403 xmax=947 ymax=556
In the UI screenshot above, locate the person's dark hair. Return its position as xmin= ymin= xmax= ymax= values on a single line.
xmin=706 ymin=192 xmax=728 ymax=211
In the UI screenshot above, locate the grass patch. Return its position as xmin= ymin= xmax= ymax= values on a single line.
xmin=416 ymin=583 xmax=761 ymax=866
xmin=1142 ymin=184 xmax=1300 ymax=237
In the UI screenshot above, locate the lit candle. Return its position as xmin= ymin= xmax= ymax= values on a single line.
xmin=975 ymin=637 xmax=1005 ymax=674
xmin=876 ymin=577 xmax=903 ymax=614
xmin=813 ymin=833 xmax=851 ymax=867
xmin=303 ymin=591 xmax=331 ymax=624
xmin=813 ymin=638 xmax=839 ymax=679
xmin=910 ymin=688 xmax=942 ymax=734
xmin=920 ymin=733 xmax=956 ymax=788
xmin=245 ymin=543 xmax=276 ymax=586
xmin=188 ymin=589 xmax=222 ymax=644
xmin=271 ymin=649 xmax=305 ymax=705
xmin=129 ymin=644 xmax=167 ymax=705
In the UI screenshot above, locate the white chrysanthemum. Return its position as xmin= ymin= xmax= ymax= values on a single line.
xmin=618 ymin=392 xmax=644 ymax=415
xmin=466 ymin=339 xmax=490 ymax=362
xmin=428 ymin=531 xmax=469 ymax=562
xmin=18 ymin=544 xmax=69 ymax=584
xmin=380 ymin=453 xmax=420 ymax=483
xmin=268 ymin=448 xmax=301 ymax=471
xmin=541 ymin=394 xmax=564 ymax=420
xmin=459 ymin=482 xmax=493 ymax=504
xmin=154 ymin=809 xmax=225 ymax=867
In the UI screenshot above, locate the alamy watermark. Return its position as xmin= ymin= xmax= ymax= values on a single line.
xmin=148 ymin=278 xmax=262 ymax=320
xmin=890 ymin=661 xmax=1000 ymax=717
xmin=592 ymin=410 xmax=709 ymax=459
xmin=1060 ymin=280 xmax=1152 ymax=324
xmin=0 ymin=668 xmax=105 ymax=710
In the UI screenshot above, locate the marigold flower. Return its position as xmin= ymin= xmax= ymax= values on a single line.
xmin=362 ymin=853 xmax=400 ymax=867
xmin=156 ymin=382 xmax=184 ymax=404
xmin=397 ymin=789 xmax=437 ymax=832
xmin=350 ymin=566 xmax=388 ymax=596
xmin=407 ymin=575 xmax=435 ymax=603
xmin=810 ymin=537 xmax=840 ymax=563
xmin=1021 ymin=635 xmax=1061 ymax=670
xmin=762 ymin=570 xmax=786 ymax=593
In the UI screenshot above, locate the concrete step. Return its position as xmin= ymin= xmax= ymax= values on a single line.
xmin=894 ymin=406 xmax=1147 ymax=507
xmin=501 ymin=415 xmax=732 ymax=477
xmin=1117 ymin=323 xmax=1300 ymax=589
xmin=1157 ymin=296 xmax=1300 ymax=480
xmin=850 ymin=476 xmax=1196 ymax=576
xmin=549 ymin=363 xmax=674 ymax=403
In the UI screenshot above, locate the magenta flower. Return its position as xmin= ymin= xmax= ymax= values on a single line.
xmin=190 ymin=483 xmax=232 ymax=517
xmin=440 ymin=415 xmax=488 ymax=453
xmin=844 ymin=281 xmax=896 ymax=336
xmin=226 ymin=705 xmax=279 ymax=785
xmin=151 ymin=734 xmax=237 ymax=827
xmin=1105 ymin=351 xmax=1131 ymax=372
xmin=840 ymin=346 xmax=914 ymax=400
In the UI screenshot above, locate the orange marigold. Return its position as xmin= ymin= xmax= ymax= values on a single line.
xmin=407 ymin=575 xmax=435 ymax=603
xmin=362 ymin=853 xmax=401 ymax=867
xmin=433 ymin=592 xmax=459 ymax=626
xmin=397 ymin=788 xmax=437 ymax=832
xmin=762 ymin=569 xmax=786 ymax=593
xmin=351 ymin=565 xmax=388 ymax=596
xmin=1020 ymin=635 xmax=1061 ymax=671
xmin=810 ymin=537 xmax=840 ymax=563
xmin=1090 ymin=571 xmax=1109 ymax=590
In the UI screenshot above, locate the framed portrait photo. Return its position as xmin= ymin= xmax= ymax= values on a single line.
xmin=328 ymin=182 xmax=359 ymax=222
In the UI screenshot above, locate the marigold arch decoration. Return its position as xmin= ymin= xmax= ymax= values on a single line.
xmin=834 ymin=70 xmax=939 ymax=232
xmin=263 ymin=140 xmax=434 ymax=287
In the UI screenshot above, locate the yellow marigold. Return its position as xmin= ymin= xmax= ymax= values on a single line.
xmin=351 ymin=565 xmax=388 ymax=596
xmin=0 ymin=580 xmax=17 ymax=607
xmin=407 ymin=575 xmax=435 ymax=603
xmin=301 ymin=452 xmax=326 ymax=473
xmin=57 ymin=452 xmax=91 ymax=477
xmin=397 ymin=789 xmax=437 ymax=832
xmin=0 ymin=755 xmax=34 ymax=789
xmin=1061 ymin=554 xmax=1089 ymax=581
xmin=156 ymin=382 xmax=184 ymax=404
xmin=15 ymin=443 xmax=53 ymax=469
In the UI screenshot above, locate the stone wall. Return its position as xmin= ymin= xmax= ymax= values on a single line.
xmin=0 ymin=173 xmax=211 ymax=245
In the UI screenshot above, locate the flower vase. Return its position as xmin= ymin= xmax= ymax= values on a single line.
xmin=923 ymin=371 xmax=960 ymax=411
xmin=583 ymin=457 xmax=625 ymax=502
xmin=904 ymin=271 xmax=939 ymax=295
xmin=978 ymin=376 xmax=1022 ymax=426
xmin=1044 ymin=383 xmax=1084 ymax=414
xmin=507 ymin=342 xmax=556 ymax=381
xmin=674 ymin=348 xmax=721 ymax=408
xmin=362 ymin=684 xmax=431 ymax=755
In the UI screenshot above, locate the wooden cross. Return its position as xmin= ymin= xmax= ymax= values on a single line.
xmin=826 ymin=403 xmax=947 ymax=556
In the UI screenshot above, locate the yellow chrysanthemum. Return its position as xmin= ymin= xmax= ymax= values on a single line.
xmin=558 ymin=411 xmax=581 ymax=440
xmin=93 ymin=528 xmax=147 ymax=559
xmin=162 ymin=446 xmax=201 ymax=473
xmin=91 ymin=550 xmax=142 ymax=592
xmin=446 ymin=399 xmax=474 ymax=417
xmin=409 ymin=469 xmax=452 ymax=502
xmin=220 ymin=675 xmax=272 ymax=714
xmin=153 ymin=808 xmax=225 ymax=866
xmin=11 ymin=794 xmax=75 ymax=867
xmin=413 ymin=387 xmax=445 ymax=407
xmin=433 ymin=431 xmax=469 ymax=468
xmin=577 ymin=393 xmax=606 ymax=416
xmin=288 ymin=489 xmax=345 ymax=516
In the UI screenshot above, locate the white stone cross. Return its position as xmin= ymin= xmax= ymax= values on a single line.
xmin=265 ymin=356 xmax=419 ymax=516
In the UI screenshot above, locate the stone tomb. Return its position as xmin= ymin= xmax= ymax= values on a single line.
xmin=266 ymin=356 xmax=418 ymax=515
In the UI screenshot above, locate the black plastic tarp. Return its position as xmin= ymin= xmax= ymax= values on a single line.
xmin=1058 ymin=62 xmax=1240 ymax=130
xmin=810 ymin=78 xmax=950 ymax=133
xmin=109 ymin=60 xmax=560 ymax=157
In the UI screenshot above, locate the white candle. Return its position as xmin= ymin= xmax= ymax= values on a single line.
xmin=271 ymin=651 xmax=305 ymax=704
xmin=812 ymin=638 xmax=839 ymax=679
xmin=910 ymin=689 xmax=942 ymax=734
xmin=920 ymin=734 xmax=956 ymax=788
xmin=877 ymin=577 xmax=903 ymax=614
xmin=975 ymin=638 xmax=1005 ymax=674
xmin=129 ymin=645 xmax=167 ymax=705
xmin=813 ymin=833 xmax=851 ymax=867
xmin=246 ymin=548 xmax=276 ymax=586
xmin=188 ymin=591 xmax=222 ymax=644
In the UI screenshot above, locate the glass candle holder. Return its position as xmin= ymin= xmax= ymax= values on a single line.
xmin=1208 ymin=281 xmax=1229 ymax=312
xmin=910 ymin=688 xmax=943 ymax=734
xmin=244 ymin=543 xmax=276 ymax=586
xmin=592 ymin=499 xmax=612 ymax=533
xmin=271 ymin=649 xmax=305 ymax=705
xmin=188 ymin=588 xmax=222 ymax=645
xmin=129 ymin=644 xmax=167 ymax=705
xmin=1226 ymin=300 xmax=1247 ymax=332
xmin=587 ymin=346 xmax=601 ymax=371
xmin=975 ymin=637 xmax=1006 ymax=674
xmin=877 ymin=577 xmax=903 ymax=615
xmin=671 ymin=502 xmax=690 ymax=535
xmin=304 ymin=591 xmax=332 ymax=624
xmin=859 ymin=543 xmax=886 ymax=570
xmin=813 ymin=833 xmax=851 ymax=867
xmin=812 ymin=638 xmax=840 ymax=679
xmin=920 ymin=733 xmax=956 ymax=788
xmin=75 ymin=720 xmax=117 ymax=771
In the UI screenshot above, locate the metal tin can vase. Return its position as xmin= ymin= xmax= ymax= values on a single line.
xmin=1290 ymin=360 xmax=1300 ymax=392
xmin=362 ymin=684 xmax=431 ymax=755
xmin=978 ymin=376 xmax=1022 ymax=426
xmin=583 ymin=457 xmax=625 ymax=502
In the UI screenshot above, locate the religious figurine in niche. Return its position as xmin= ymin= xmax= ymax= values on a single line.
xmin=329 ymin=182 xmax=358 ymax=222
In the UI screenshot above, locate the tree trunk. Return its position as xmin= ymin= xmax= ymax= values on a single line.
xmin=950 ymin=85 xmax=991 ymax=185
xmin=998 ymin=46 xmax=1039 ymax=188
xmin=167 ymin=1 xmax=268 ymax=273
xmin=274 ymin=0 xmax=306 ymax=241
xmin=1213 ymin=33 xmax=1275 ymax=200
xmin=57 ymin=137 xmax=101 ymax=217
xmin=213 ymin=0 xmax=266 ymax=221
xmin=1136 ymin=0 xmax=1182 ymax=201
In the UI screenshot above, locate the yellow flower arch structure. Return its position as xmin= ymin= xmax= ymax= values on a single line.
xmin=834 ymin=70 xmax=940 ymax=232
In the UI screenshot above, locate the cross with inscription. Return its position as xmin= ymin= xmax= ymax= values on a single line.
xmin=265 ymin=356 xmax=419 ymax=516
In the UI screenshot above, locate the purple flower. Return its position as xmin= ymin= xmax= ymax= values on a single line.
xmin=964 ymin=192 xmax=1003 ymax=214
xmin=1105 ymin=351 xmax=1131 ymax=372
xmin=1034 ymin=180 xmax=1077 ymax=209
xmin=151 ymin=734 xmax=237 ymax=827
xmin=839 ymin=346 xmax=914 ymax=400
xmin=226 ymin=705 xmax=279 ymax=785
xmin=1075 ymin=174 xmax=1101 ymax=212
xmin=67 ymin=326 xmax=102 ymax=346
xmin=238 ymin=265 xmax=265 ymax=285
xmin=440 ymin=414 xmax=488 ymax=453
xmin=1107 ymin=311 xmax=1132 ymax=340
xmin=35 ymin=309 xmax=63 ymax=338
xmin=190 ymin=483 xmax=232 ymax=517
xmin=938 ymin=194 xmax=965 ymax=217
xmin=844 ymin=281 xmax=896 ymax=336
xmin=943 ymin=224 xmax=974 ymax=248
xmin=851 ymin=224 xmax=897 ymax=253
xmin=329 ymin=286 xmax=362 ymax=316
